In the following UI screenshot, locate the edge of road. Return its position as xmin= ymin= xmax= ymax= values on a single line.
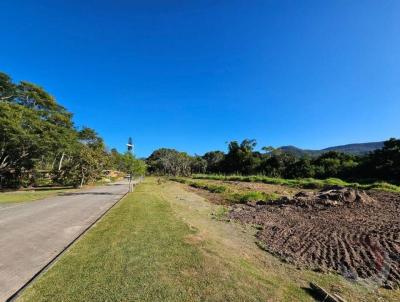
xmin=6 ymin=181 xmax=137 ymax=302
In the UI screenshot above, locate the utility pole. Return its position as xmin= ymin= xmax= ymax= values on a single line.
xmin=127 ymin=137 xmax=134 ymax=154
xmin=127 ymin=137 xmax=134 ymax=192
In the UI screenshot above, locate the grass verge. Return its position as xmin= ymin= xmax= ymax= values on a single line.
xmin=192 ymin=174 xmax=400 ymax=193
xmin=0 ymin=189 xmax=74 ymax=204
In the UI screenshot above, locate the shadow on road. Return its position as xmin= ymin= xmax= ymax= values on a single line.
xmin=59 ymin=192 xmax=119 ymax=196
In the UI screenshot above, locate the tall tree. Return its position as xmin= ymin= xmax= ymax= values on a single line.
xmin=147 ymin=148 xmax=192 ymax=176
xmin=0 ymin=72 xmax=16 ymax=101
xmin=362 ymin=138 xmax=400 ymax=181
xmin=0 ymin=71 xmax=105 ymax=187
xmin=203 ymin=151 xmax=224 ymax=173
xmin=55 ymin=128 xmax=108 ymax=187
xmin=222 ymin=139 xmax=258 ymax=174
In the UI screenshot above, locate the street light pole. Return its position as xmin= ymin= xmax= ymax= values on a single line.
xmin=127 ymin=137 xmax=134 ymax=192
xmin=127 ymin=137 xmax=134 ymax=154
xmin=129 ymin=175 xmax=133 ymax=192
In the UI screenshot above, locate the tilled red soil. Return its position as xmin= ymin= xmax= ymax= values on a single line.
xmin=230 ymin=189 xmax=400 ymax=289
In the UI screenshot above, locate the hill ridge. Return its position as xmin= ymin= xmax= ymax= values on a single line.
xmin=278 ymin=141 xmax=384 ymax=156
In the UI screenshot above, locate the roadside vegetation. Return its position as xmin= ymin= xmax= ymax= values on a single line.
xmin=170 ymin=177 xmax=280 ymax=204
xmin=0 ymin=71 xmax=145 ymax=189
xmin=191 ymin=174 xmax=400 ymax=193
xmin=147 ymin=138 xmax=400 ymax=193
xmin=0 ymin=188 xmax=76 ymax=204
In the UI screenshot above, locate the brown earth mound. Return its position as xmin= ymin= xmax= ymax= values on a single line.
xmin=230 ymin=189 xmax=400 ymax=289
xmin=279 ymin=187 xmax=377 ymax=208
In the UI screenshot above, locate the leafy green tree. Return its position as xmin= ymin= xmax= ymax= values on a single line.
xmin=0 ymin=71 xmax=140 ymax=188
xmin=203 ymin=151 xmax=224 ymax=173
xmin=259 ymin=152 xmax=296 ymax=177
xmin=284 ymin=157 xmax=315 ymax=178
xmin=0 ymin=103 xmax=39 ymax=186
xmin=78 ymin=127 xmax=104 ymax=149
xmin=55 ymin=144 xmax=106 ymax=187
xmin=109 ymin=148 xmax=123 ymax=171
xmin=0 ymin=72 xmax=16 ymax=101
xmin=312 ymin=151 xmax=358 ymax=178
xmin=147 ymin=148 xmax=192 ymax=176
xmin=222 ymin=139 xmax=258 ymax=174
xmin=360 ymin=138 xmax=400 ymax=181
xmin=54 ymin=128 xmax=109 ymax=187
xmin=122 ymin=152 xmax=146 ymax=176
xmin=191 ymin=156 xmax=207 ymax=174
xmin=110 ymin=151 xmax=146 ymax=176
xmin=0 ymin=72 xmax=78 ymax=187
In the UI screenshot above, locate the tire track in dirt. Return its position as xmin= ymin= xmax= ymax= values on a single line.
xmin=230 ymin=190 xmax=400 ymax=289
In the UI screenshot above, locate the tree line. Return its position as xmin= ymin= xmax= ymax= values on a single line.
xmin=147 ymin=138 xmax=400 ymax=184
xmin=2 ymin=70 xmax=397 ymax=187
xmin=0 ymin=71 xmax=145 ymax=188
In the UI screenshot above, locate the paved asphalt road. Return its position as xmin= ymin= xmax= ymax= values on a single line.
xmin=0 ymin=181 xmax=129 ymax=301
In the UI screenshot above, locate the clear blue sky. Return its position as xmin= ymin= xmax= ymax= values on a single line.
xmin=1 ymin=1 xmax=399 ymax=157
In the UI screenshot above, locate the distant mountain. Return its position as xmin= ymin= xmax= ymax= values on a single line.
xmin=278 ymin=146 xmax=318 ymax=157
xmin=278 ymin=141 xmax=384 ymax=157
xmin=322 ymin=142 xmax=385 ymax=155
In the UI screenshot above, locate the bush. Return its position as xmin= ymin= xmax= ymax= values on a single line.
xmin=170 ymin=177 xmax=228 ymax=193
xmin=169 ymin=177 xmax=188 ymax=184
xmin=229 ymin=191 xmax=279 ymax=204
xmin=206 ymin=184 xmax=227 ymax=193
xmin=360 ymin=182 xmax=400 ymax=193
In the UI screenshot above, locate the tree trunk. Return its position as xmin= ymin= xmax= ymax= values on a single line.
xmin=58 ymin=152 xmax=65 ymax=171
xmin=80 ymin=173 xmax=85 ymax=188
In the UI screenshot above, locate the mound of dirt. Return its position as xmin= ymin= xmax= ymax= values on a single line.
xmin=230 ymin=190 xmax=400 ymax=289
xmin=279 ymin=187 xmax=376 ymax=208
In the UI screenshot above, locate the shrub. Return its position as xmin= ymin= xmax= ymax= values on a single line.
xmin=229 ymin=191 xmax=279 ymax=204
xmin=169 ymin=177 xmax=188 ymax=184
xmin=171 ymin=178 xmax=228 ymax=194
xmin=323 ymin=178 xmax=350 ymax=187
xmin=206 ymin=184 xmax=227 ymax=193
xmin=361 ymin=182 xmax=400 ymax=193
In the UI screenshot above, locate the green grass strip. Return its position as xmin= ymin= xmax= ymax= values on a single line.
xmin=192 ymin=174 xmax=400 ymax=193
xmin=0 ymin=189 xmax=74 ymax=204
xmin=19 ymin=181 xmax=276 ymax=301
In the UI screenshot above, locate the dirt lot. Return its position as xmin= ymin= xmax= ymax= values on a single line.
xmin=186 ymin=186 xmax=228 ymax=204
xmin=182 ymin=179 xmax=400 ymax=289
xmin=219 ymin=180 xmax=301 ymax=196
xmin=230 ymin=188 xmax=400 ymax=289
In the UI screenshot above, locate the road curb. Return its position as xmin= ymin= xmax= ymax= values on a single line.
xmin=6 ymin=185 xmax=134 ymax=302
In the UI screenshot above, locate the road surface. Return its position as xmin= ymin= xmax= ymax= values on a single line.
xmin=0 ymin=181 xmax=129 ymax=301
